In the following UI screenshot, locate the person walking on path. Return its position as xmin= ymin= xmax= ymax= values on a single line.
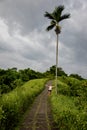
xmin=48 ymin=85 xmax=52 ymax=95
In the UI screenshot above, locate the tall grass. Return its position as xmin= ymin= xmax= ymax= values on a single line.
xmin=0 ymin=78 xmax=47 ymax=130
xmin=50 ymin=77 xmax=87 ymax=130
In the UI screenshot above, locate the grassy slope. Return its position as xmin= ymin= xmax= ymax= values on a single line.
xmin=0 ymin=78 xmax=47 ymax=130
xmin=50 ymin=77 xmax=87 ymax=130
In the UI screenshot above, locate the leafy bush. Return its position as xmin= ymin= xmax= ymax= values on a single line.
xmin=56 ymin=80 xmax=71 ymax=96
xmin=0 ymin=68 xmax=44 ymax=95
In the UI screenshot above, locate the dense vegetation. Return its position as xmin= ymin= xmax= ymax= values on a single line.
xmin=0 ymin=67 xmax=43 ymax=94
xmin=0 ymin=66 xmax=68 ymax=95
xmin=0 ymin=78 xmax=47 ymax=130
xmin=0 ymin=66 xmax=86 ymax=130
xmin=50 ymin=76 xmax=87 ymax=130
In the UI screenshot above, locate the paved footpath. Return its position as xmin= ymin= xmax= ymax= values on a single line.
xmin=19 ymin=81 xmax=57 ymax=130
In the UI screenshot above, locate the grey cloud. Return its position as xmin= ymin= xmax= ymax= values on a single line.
xmin=0 ymin=0 xmax=45 ymax=34
xmin=0 ymin=0 xmax=65 ymax=34
xmin=0 ymin=41 xmax=15 ymax=53
xmin=0 ymin=0 xmax=87 ymax=78
xmin=59 ymin=0 xmax=87 ymax=67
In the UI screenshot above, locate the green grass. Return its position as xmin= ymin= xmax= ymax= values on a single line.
xmin=50 ymin=77 xmax=87 ymax=130
xmin=0 ymin=78 xmax=47 ymax=130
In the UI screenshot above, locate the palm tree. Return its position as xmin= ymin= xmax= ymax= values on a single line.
xmin=44 ymin=5 xmax=70 ymax=94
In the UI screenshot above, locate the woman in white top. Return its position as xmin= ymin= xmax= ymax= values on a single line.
xmin=48 ymin=85 xmax=52 ymax=95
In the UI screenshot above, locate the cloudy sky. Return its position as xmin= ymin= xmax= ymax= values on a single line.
xmin=0 ymin=0 xmax=87 ymax=78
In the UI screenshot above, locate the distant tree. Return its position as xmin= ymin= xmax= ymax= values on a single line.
xmin=11 ymin=67 xmax=17 ymax=71
xmin=44 ymin=65 xmax=67 ymax=78
xmin=44 ymin=5 xmax=70 ymax=94
xmin=50 ymin=65 xmax=56 ymax=75
xmin=19 ymin=68 xmax=42 ymax=82
xmin=0 ymin=67 xmax=44 ymax=94
xmin=50 ymin=65 xmax=67 ymax=76
xmin=69 ymin=74 xmax=84 ymax=80
xmin=0 ymin=69 xmax=5 ymax=75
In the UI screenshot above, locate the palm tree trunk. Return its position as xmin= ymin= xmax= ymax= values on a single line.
xmin=55 ymin=34 xmax=58 ymax=94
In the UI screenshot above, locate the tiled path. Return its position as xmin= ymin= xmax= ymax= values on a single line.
xmin=19 ymin=81 xmax=57 ymax=130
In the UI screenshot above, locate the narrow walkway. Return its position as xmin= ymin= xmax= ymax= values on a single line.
xmin=19 ymin=81 xmax=57 ymax=130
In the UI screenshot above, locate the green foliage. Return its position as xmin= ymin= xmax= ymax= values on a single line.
xmin=0 ymin=68 xmax=44 ymax=94
xmin=0 ymin=66 xmax=84 ymax=95
xmin=69 ymin=74 xmax=84 ymax=80
xmin=44 ymin=65 xmax=67 ymax=78
xmin=50 ymin=77 xmax=87 ymax=130
xmin=50 ymin=65 xmax=67 ymax=76
xmin=0 ymin=68 xmax=21 ymax=94
xmin=0 ymin=78 xmax=47 ymax=130
xmin=44 ymin=5 xmax=70 ymax=34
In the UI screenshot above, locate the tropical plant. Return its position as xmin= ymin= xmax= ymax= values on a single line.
xmin=44 ymin=5 xmax=70 ymax=94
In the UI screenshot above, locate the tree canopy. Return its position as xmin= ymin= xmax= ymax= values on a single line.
xmin=44 ymin=5 xmax=70 ymax=34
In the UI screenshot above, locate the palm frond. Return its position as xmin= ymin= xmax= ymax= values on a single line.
xmin=46 ymin=24 xmax=55 ymax=31
xmin=51 ymin=20 xmax=56 ymax=25
xmin=53 ymin=5 xmax=64 ymax=15
xmin=44 ymin=12 xmax=54 ymax=20
xmin=52 ymin=5 xmax=64 ymax=21
xmin=44 ymin=5 xmax=70 ymax=33
xmin=58 ymin=14 xmax=70 ymax=22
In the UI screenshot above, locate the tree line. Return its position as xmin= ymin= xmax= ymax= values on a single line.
xmin=0 ymin=65 xmax=84 ymax=95
xmin=0 ymin=67 xmax=43 ymax=94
